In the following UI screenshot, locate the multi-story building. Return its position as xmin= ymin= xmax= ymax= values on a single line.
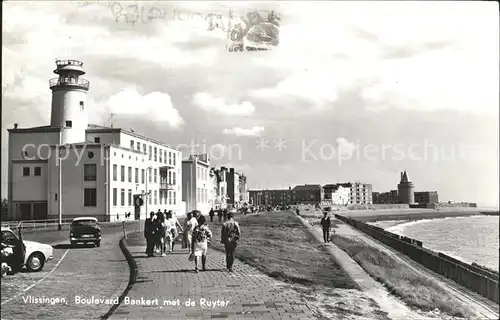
xmin=238 ymin=174 xmax=249 ymax=205
xmin=372 ymin=190 xmax=398 ymax=204
xmin=414 ymin=191 xmax=439 ymax=204
xmin=7 ymin=59 xmax=182 ymax=222
xmin=249 ymin=188 xmax=292 ymax=207
xmin=181 ymin=153 xmax=211 ymax=214
xmin=213 ymin=167 xmax=228 ymax=209
xmin=226 ymin=168 xmax=240 ymax=209
xmin=291 ymin=184 xmax=323 ymax=204
xmin=336 ymin=182 xmax=372 ymax=205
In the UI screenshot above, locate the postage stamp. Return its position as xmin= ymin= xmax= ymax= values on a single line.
xmin=206 ymin=8 xmax=281 ymax=52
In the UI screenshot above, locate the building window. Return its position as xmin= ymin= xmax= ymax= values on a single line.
xmin=84 ymin=188 xmax=97 ymax=206
xmin=173 ymin=191 xmax=176 ymax=205
xmin=154 ymin=169 xmax=157 ymax=183
xmin=113 ymin=188 xmax=117 ymax=206
xmin=154 ymin=190 xmax=157 ymax=205
xmin=34 ymin=167 xmax=42 ymax=176
xmin=23 ymin=167 xmax=30 ymax=176
xmin=154 ymin=147 xmax=157 ymax=161
xmin=169 ymin=152 xmax=172 ymax=165
xmin=159 ymin=149 xmax=162 ymax=163
xmin=84 ymin=164 xmax=97 ymax=181
xmin=65 ymin=120 xmax=72 ymax=128
xmin=149 ymin=169 xmax=152 ymax=183
xmin=113 ymin=164 xmax=117 ymax=181
xmin=94 ymin=137 xmax=100 ymax=143
xmin=172 ymin=172 xmax=176 ymax=184
xmin=149 ymin=192 xmax=152 ymax=205
xmin=148 ymin=146 xmax=152 ymax=160
xmin=135 ymin=168 xmax=139 ymax=183
xmin=168 ymin=192 xmax=172 ymax=205
xmin=136 ymin=142 xmax=140 ymax=151
xmin=168 ymin=171 xmax=172 ymax=184
xmin=141 ymin=169 xmax=145 ymax=184
xmin=159 ymin=191 xmax=163 ymax=205
xmin=128 ymin=167 xmax=132 ymax=182
xmin=173 ymin=153 xmax=176 ymax=166
xmin=121 ymin=165 xmax=125 ymax=182
xmin=164 ymin=150 xmax=167 ymax=164
xmin=80 ymin=101 xmax=84 ymax=110
xmin=120 ymin=189 xmax=125 ymax=206
xmin=130 ymin=140 xmax=134 ymax=149
xmin=128 ymin=189 xmax=132 ymax=206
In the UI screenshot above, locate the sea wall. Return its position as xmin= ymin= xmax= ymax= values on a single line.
xmin=335 ymin=214 xmax=499 ymax=304
xmin=347 ymin=204 xmax=410 ymax=210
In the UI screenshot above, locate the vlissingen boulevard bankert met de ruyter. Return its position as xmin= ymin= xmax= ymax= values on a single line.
xmin=1 ymin=1 xmax=499 ymax=320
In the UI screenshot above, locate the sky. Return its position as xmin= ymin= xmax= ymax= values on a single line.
xmin=2 ymin=1 xmax=499 ymax=207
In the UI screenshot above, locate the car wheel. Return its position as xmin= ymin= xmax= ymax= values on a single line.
xmin=70 ymin=241 xmax=77 ymax=245
xmin=27 ymin=252 xmax=45 ymax=272
xmin=95 ymin=241 xmax=101 ymax=247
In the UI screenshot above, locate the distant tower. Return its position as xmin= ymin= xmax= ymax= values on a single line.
xmin=397 ymin=170 xmax=415 ymax=204
xmin=49 ymin=59 xmax=90 ymax=144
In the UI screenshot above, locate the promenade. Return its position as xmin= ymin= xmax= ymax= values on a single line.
xmin=110 ymin=232 xmax=317 ymax=319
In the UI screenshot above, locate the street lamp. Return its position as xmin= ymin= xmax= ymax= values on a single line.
xmin=139 ymin=166 xmax=153 ymax=232
xmin=57 ymin=141 xmax=66 ymax=231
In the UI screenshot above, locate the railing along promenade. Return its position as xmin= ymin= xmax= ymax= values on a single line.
xmin=335 ymin=214 xmax=499 ymax=304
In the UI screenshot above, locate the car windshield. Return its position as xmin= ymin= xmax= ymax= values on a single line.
xmin=72 ymin=220 xmax=97 ymax=227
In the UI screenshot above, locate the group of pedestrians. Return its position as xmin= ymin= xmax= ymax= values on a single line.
xmin=144 ymin=209 xmax=183 ymax=257
xmin=143 ymin=209 xmax=241 ymax=273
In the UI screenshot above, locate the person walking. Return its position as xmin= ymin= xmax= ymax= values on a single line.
xmin=152 ymin=212 xmax=164 ymax=255
xmin=190 ymin=220 xmax=212 ymax=272
xmin=209 ymin=208 xmax=215 ymax=222
xmin=223 ymin=208 xmax=228 ymax=221
xmin=217 ymin=209 xmax=222 ymax=222
xmin=221 ymin=212 xmax=240 ymax=272
xmin=196 ymin=210 xmax=206 ymax=226
xmin=166 ymin=211 xmax=182 ymax=252
xmin=320 ymin=211 xmax=331 ymax=244
xmin=183 ymin=211 xmax=198 ymax=252
xmin=157 ymin=212 xmax=168 ymax=256
xmin=144 ymin=212 xmax=155 ymax=257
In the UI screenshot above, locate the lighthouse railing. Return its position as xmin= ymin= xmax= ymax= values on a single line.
xmin=49 ymin=77 xmax=90 ymax=88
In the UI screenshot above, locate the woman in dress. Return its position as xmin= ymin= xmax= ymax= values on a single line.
xmin=166 ymin=211 xmax=183 ymax=252
xmin=183 ymin=211 xmax=198 ymax=252
xmin=191 ymin=220 xmax=212 ymax=272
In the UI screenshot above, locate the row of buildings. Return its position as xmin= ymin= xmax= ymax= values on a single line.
xmin=249 ymin=182 xmax=373 ymax=207
xmin=248 ymin=171 xmax=439 ymax=207
xmin=6 ymin=59 xmax=248 ymax=222
xmin=372 ymin=170 xmax=438 ymax=205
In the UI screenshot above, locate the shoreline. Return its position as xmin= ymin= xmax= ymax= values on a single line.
xmin=340 ymin=209 xmax=494 ymax=223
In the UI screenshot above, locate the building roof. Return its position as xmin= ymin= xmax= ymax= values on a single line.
xmin=400 ymin=170 xmax=411 ymax=183
xmin=87 ymin=124 xmax=181 ymax=151
xmin=8 ymin=123 xmax=180 ymax=151
xmin=7 ymin=125 xmax=61 ymax=133
xmin=292 ymin=184 xmax=322 ymax=191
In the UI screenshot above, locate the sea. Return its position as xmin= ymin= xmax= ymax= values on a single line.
xmin=371 ymin=215 xmax=499 ymax=271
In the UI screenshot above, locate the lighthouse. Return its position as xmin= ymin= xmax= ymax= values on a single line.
xmin=49 ymin=59 xmax=90 ymax=144
xmin=397 ymin=170 xmax=415 ymax=204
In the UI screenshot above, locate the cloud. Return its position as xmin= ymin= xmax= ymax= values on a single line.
xmin=192 ymin=92 xmax=256 ymax=115
xmin=103 ymin=87 xmax=184 ymax=128
xmin=336 ymin=137 xmax=358 ymax=157
xmin=222 ymin=126 xmax=264 ymax=137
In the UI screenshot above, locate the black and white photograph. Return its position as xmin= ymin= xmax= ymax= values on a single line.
xmin=1 ymin=1 xmax=499 ymax=319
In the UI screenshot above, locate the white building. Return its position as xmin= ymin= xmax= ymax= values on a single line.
xmin=181 ymin=154 xmax=212 ymax=214
xmin=331 ymin=185 xmax=350 ymax=205
xmin=7 ymin=59 xmax=183 ymax=222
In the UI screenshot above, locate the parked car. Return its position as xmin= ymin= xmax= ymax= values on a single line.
xmin=1 ymin=226 xmax=53 ymax=273
xmin=69 ymin=217 xmax=101 ymax=247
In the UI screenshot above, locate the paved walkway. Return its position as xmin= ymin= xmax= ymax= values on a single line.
xmin=110 ymin=232 xmax=316 ymax=320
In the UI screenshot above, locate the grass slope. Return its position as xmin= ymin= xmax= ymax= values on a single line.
xmin=208 ymin=211 xmax=357 ymax=289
